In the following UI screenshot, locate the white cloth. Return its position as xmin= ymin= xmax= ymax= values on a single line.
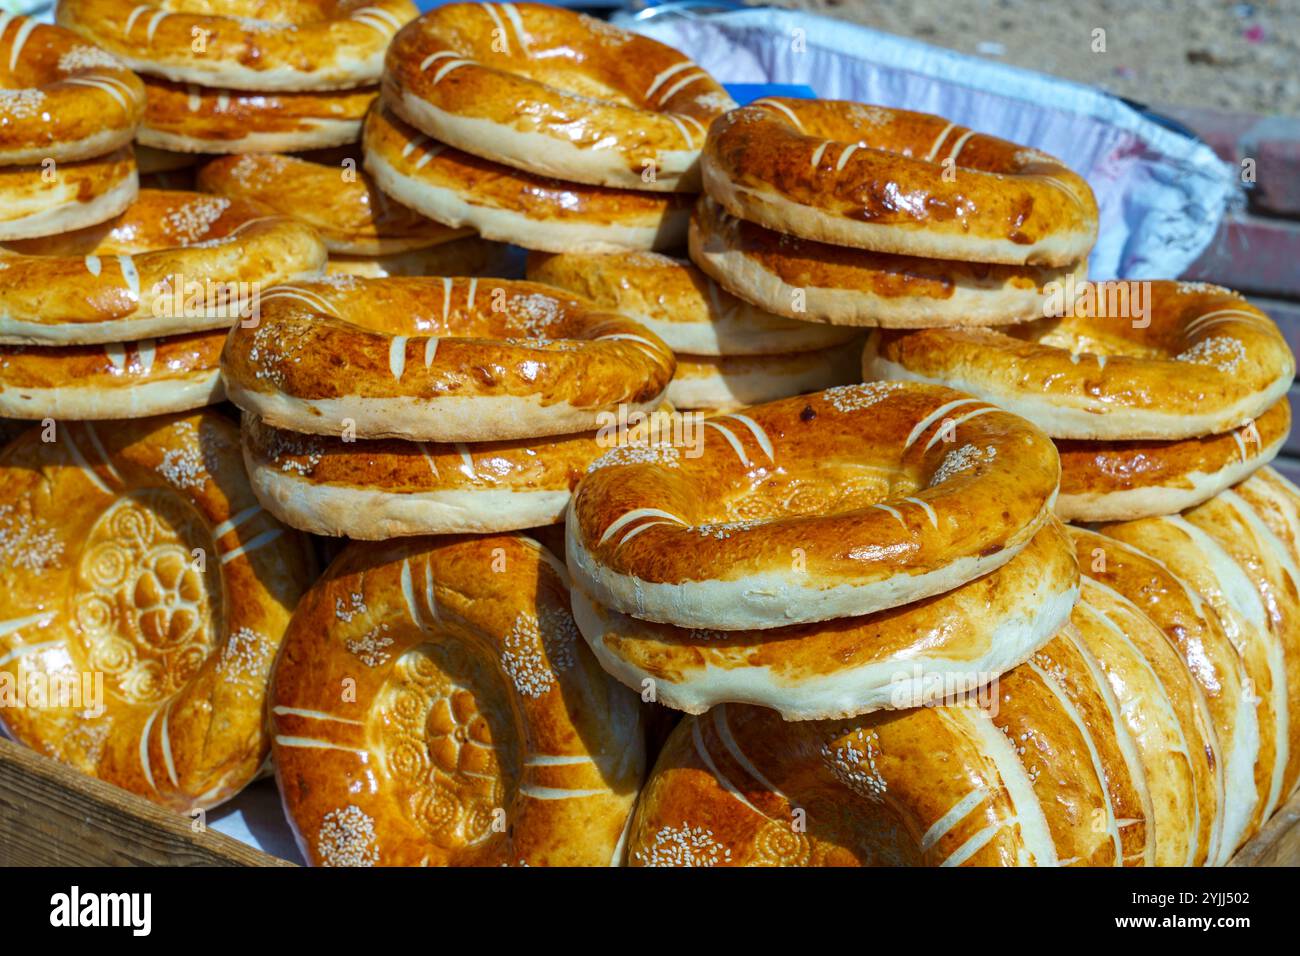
xmin=208 ymin=779 xmax=305 ymax=864
xmin=617 ymin=7 xmax=1236 ymax=280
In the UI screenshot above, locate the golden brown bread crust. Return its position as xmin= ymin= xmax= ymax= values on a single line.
xmin=271 ymin=533 xmax=645 ymax=866
xmin=0 ymin=188 xmax=326 ymax=344
xmin=666 ymin=346 xmax=863 ymax=411
xmin=139 ymin=76 xmax=376 ymax=154
xmin=0 ymin=411 xmax=314 ymax=811
xmin=0 ymin=15 xmax=144 ymax=165
xmin=866 ymin=283 xmax=1295 ymax=440
xmin=569 ymin=520 xmax=1078 ymax=720
xmin=1236 ymin=468 xmax=1300 ymax=580
xmin=1100 ymin=513 xmax=1288 ymax=837
xmin=382 ymin=3 xmax=733 ymax=191
xmin=1179 ymin=493 xmax=1300 ymax=801
xmin=363 ymin=103 xmax=691 ymax=253
xmin=1233 ymin=470 xmax=1300 ymax=803
xmin=1072 ymin=526 xmax=1256 ymax=863
xmin=222 ymin=275 xmax=676 ymax=442
xmin=0 ymin=145 xmax=137 ymax=241
xmin=1056 ymin=398 xmax=1289 ymax=522
xmin=0 ymin=329 xmax=226 ymax=419
xmin=702 ymin=100 xmax=1098 ymax=266
xmin=627 ymin=705 xmax=1038 ymax=866
xmin=57 ymin=0 xmax=418 ymax=91
xmin=629 ymin=576 xmax=1246 ymax=868
xmin=1016 ymin=648 xmax=1146 ymax=863
xmin=243 ymin=412 xmax=613 ymax=537
xmin=990 ymin=627 xmax=1152 ymax=866
xmin=526 ymin=248 xmax=858 ymax=356
xmin=199 ymin=151 xmax=470 ymax=254
xmin=1071 ymin=577 xmax=1220 ymax=867
xmin=626 ymin=663 xmax=1153 ymax=868
xmin=689 ymin=195 xmax=1089 ymax=328
xmin=566 ymin=383 xmax=1061 ymax=630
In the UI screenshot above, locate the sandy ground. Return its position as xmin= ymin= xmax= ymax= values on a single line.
xmin=768 ymin=0 xmax=1300 ymax=115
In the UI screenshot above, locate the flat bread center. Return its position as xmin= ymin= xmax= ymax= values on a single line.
xmin=371 ymin=633 xmax=521 ymax=849
xmin=70 ymin=487 xmax=220 ymax=706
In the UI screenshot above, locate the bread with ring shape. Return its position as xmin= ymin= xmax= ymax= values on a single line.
xmin=0 ymin=146 xmax=137 ymax=242
xmin=1099 ymin=511 xmax=1292 ymax=838
xmin=864 ymin=283 xmax=1295 ymax=440
xmin=689 ymin=195 xmax=1090 ymax=329
xmin=382 ymin=3 xmax=735 ymax=192
xmin=222 ymin=276 xmax=676 ymax=442
xmin=271 ymin=533 xmax=646 ymax=866
xmin=987 ymin=623 xmax=1152 ymax=867
xmin=0 ymin=14 xmax=144 ymax=165
xmin=1235 ymin=468 xmax=1300 ymax=587
xmin=1054 ymin=399 xmax=1289 ymax=522
xmin=0 ymin=328 xmax=226 ymax=420
xmin=1175 ymin=492 xmax=1300 ymax=803
xmin=139 ymin=77 xmax=377 ymax=155
xmin=1068 ymin=575 xmax=1221 ymax=867
xmin=1071 ymin=527 xmax=1257 ymax=864
xmin=241 ymin=408 xmax=675 ymax=538
xmin=0 ymin=411 xmax=314 ymax=811
xmin=198 ymin=152 xmax=471 ymax=255
xmin=569 ymin=518 xmax=1077 ymax=720
xmin=624 ymin=658 xmax=1147 ymax=869
xmin=363 ymin=104 xmax=691 ymax=254
xmin=56 ymin=0 xmax=418 ymax=92
xmin=628 ymin=570 xmax=1229 ymax=869
xmin=0 ymin=189 xmax=326 ymax=345
xmin=525 ymin=249 xmax=858 ymax=356
xmin=566 ymin=383 xmax=1060 ymax=630
xmin=702 ymin=100 xmax=1098 ymax=267
xmin=1231 ymin=470 xmax=1300 ymax=802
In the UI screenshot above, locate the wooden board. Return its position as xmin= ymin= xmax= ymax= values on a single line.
xmin=1 ymin=732 xmax=1296 ymax=866
xmin=1229 ymin=786 xmax=1300 ymax=866
xmin=0 ymin=737 xmax=289 ymax=867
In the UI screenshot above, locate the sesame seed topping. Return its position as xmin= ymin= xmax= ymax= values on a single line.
xmin=635 ymin=823 xmax=732 ymax=867
xmin=260 ymin=427 xmax=324 ymax=476
xmin=823 ymin=382 xmax=903 ymax=414
xmin=248 ymin=320 xmax=311 ymax=386
xmin=500 ymin=605 xmax=578 ymax=699
xmin=508 ymin=293 xmax=564 ymax=339
xmin=1176 ymin=335 xmax=1246 ymax=373
xmin=217 ymin=627 xmax=272 ymax=696
xmin=929 ymin=443 xmax=997 ymax=487
xmin=0 ymin=90 xmax=46 ymax=120
xmin=0 ymin=504 xmax=64 ymax=572
xmin=316 ymin=805 xmax=379 ymax=867
xmin=162 ymin=196 xmax=230 ymax=244
xmin=691 ymin=518 xmax=763 ymax=540
xmin=821 ymin=727 xmax=887 ymax=803
xmin=346 ymin=623 xmax=393 ymax=668
xmin=58 ymin=45 xmax=125 ymax=72
xmin=587 ymin=443 xmax=681 ymax=473
xmin=335 ymin=591 xmax=367 ymax=622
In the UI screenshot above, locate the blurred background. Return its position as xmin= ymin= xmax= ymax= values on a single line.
xmin=767 ymin=0 xmax=1299 ymax=115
